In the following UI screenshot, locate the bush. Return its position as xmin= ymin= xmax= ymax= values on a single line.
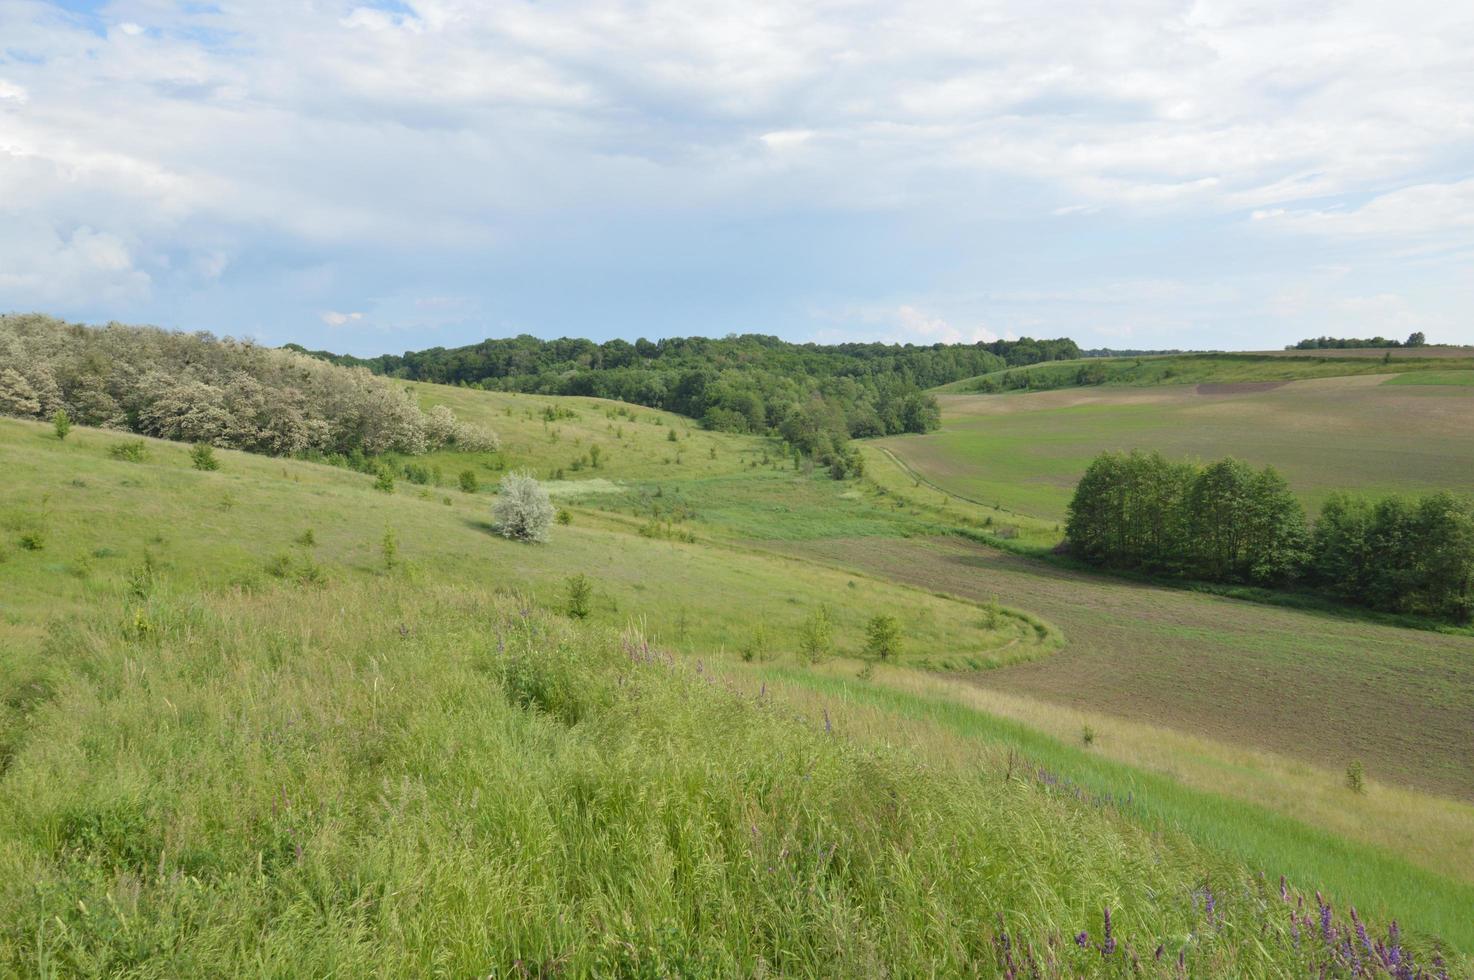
xmin=1346 ymin=760 xmax=1365 ymax=793
xmin=109 ymin=440 xmax=148 ymax=463
xmin=458 ymin=470 xmax=479 ymax=493
xmin=52 ymin=409 xmax=71 ymax=441
xmin=863 ymin=614 xmax=901 ymax=661
xmin=190 ymin=442 xmax=219 ymax=471
xmin=373 ymin=467 xmax=395 ymax=493
xmin=18 ymin=531 xmax=44 ymax=551
xmin=492 ymin=471 xmax=554 ymax=543
xmin=382 ymin=528 xmax=399 ymax=569
xmin=565 ymin=574 xmax=592 ymax=619
xmin=798 ymin=606 xmax=834 ymax=662
xmin=556 ymin=508 xmax=572 ymax=526
xmin=740 ymin=623 xmax=770 ymax=662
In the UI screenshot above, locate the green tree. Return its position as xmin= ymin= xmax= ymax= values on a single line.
xmin=51 ymin=409 xmax=71 ymax=441
xmin=798 ymin=605 xmax=835 ymax=662
xmin=565 ymin=574 xmax=592 ymax=619
xmin=863 ymin=614 xmax=901 ymax=661
xmin=190 ymin=442 xmax=220 ymax=471
xmin=373 ymin=466 xmax=395 ymax=493
xmin=458 ymin=469 xmax=479 ymax=493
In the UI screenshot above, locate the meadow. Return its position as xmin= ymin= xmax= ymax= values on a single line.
xmin=879 ymin=375 xmax=1474 ymax=522
xmin=5 ymin=367 xmax=1474 ymax=974
xmin=7 ymin=417 xmax=1454 ymax=975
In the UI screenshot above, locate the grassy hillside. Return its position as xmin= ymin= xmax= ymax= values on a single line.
xmin=0 ymin=416 xmax=1465 ymax=975
xmin=880 ymin=375 xmax=1474 ymax=521
xmin=0 ymin=420 xmax=1044 ymax=675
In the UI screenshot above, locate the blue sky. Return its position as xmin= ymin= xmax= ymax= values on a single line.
xmin=2 ymin=0 xmax=1471 ymax=356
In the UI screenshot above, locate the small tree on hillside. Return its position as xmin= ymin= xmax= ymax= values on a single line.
xmin=798 ymin=605 xmax=835 ymax=662
xmin=565 ymin=574 xmax=592 ymax=619
xmin=458 ymin=469 xmax=479 ymax=493
xmin=493 ymin=470 xmax=554 ymax=543
xmin=52 ymin=409 xmax=71 ymax=441
xmin=864 ymin=614 xmax=901 ymax=661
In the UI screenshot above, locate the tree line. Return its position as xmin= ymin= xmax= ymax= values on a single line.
xmin=1287 ymin=332 xmax=1427 ymax=350
xmin=1065 ymin=450 xmax=1473 ymax=622
xmin=0 ymin=315 xmax=496 ymax=458
xmin=297 ymin=332 xmax=1081 ymax=474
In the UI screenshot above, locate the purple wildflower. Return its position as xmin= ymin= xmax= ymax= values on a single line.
xmin=1101 ymin=907 xmax=1116 ymax=956
xmin=1074 ymin=931 xmax=1089 ymax=949
xmin=1319 ymin=900 xmax=1333 ymax=944
xmin=1280 ymin=875 xmax=1289 ymax=902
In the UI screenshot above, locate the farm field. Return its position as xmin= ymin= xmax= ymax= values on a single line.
xmin=772 ymin=534 xmax=1474 ymax=801
xmin=879 ymin=375 xmax=1474 ymax=521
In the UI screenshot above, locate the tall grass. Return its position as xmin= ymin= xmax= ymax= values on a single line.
xmin=0 ymin=579 xmax=1447 ymax=975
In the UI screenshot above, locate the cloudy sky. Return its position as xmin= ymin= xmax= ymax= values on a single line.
xmin=2 ymin=0 xmax=1471 ymax=354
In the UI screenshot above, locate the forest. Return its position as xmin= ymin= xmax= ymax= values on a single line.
xmin=1065 ymin=450 xmax=1474 ymax=621
xmin=297 ymin=333 xmax=1080 ymax=472
xmin=0 ymin=315 xmax=496 ymax=458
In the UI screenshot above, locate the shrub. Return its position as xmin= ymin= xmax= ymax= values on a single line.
xmin=740 ymin=623 xmax=770 ymax=662
xmin=296 ymin=529 xmax=316 ymax=547
xmin=18 ymin=531 xmax=44 ymax=551
xmin=109 ymin=440 xmax=148 ymax=463
xmin=565 ymin=574 xmax=592 ymax=619
xmin=52 ymin=409 xmax=71 ymax=441
xmin=1081 ymin=726 xmax=1096 ymax=747
xmin=1346 ymin=760 xmax=1365 ymax=794
xmin=492 ymin=471 xmax=554 ymax=543
xmin=589 ymin=444 xmax=602 ymax=469
xmin=556 ymin=508 xmax=572 ymax=526
xmin=667 ymin=428 xmax=678 ymax=442
xmin=458 ymin=470 xmax=479 ymax=493
xmin=382 ymin=528 xmax=399 ymax=569
xmin=190 ymin=442 xmax=219 ymax=471
xmin=373 ymin=467 xmax=395 ymax=493
xmin=798 ymin=605 xmax=834 ymax=662
xmin=863 ymin=614 xmax=901 ymax=661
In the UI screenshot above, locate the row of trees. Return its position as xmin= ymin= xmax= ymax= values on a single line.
xmin=1287 ymin=332 xmax=1427 ymax=350
xmin=0 ymin=315 xmax=497 ymax=457
xmin=1065 ymin=451 xmax=1473 ymax=621
xmin=299 ymin=332 xmax=1080 ymax=474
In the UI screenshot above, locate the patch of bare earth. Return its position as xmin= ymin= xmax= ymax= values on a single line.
xmin=769 ymin=534 xmax=1474 ymax=801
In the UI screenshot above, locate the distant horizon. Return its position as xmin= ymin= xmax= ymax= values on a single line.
xmin=12 ymin=309 xmax=1472 ymax=362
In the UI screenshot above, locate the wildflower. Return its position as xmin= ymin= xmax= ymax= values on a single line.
xmin=1101 ymin=907 xmax=1116 ymax=955
xmin=1074 ymin=931 xmax=1088 ymax=949
xmin=1280 ymin=875 xmax=1289 ymax=902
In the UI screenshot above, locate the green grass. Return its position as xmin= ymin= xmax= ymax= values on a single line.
xmin=5 ymin=383 xmax=1474 ymax=974
xmin=8 ymin=576 xmax=1427 ymax=975
xmin=0 ymin=420 xmax=1045 ymax=676
xmin=1384 ymin=370 xmax=1474 ymax=386
xmin=5 ymin=419 xmax=1451 ymax=974
xmin=881 ymin=375 xmax=1474 ymax=522
xmin=759 ymin=666 xmax=1474 ymax=955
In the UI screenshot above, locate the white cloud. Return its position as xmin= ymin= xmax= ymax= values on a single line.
xmin=321 ymin=311 xmax=364 ymax=326
xmin=0 ymin=0 xmax=1471 ymax=345
xmin=1253 ymin=180 xmax=1474 ymax=241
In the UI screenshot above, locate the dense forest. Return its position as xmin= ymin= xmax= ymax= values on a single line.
xmin=1288 ymin=332 xmax=1427 ymax=350
xmin=1065 ymin=450 xmax=1474 ymax=621
xmin=297 ymin=333 xmax=1080 ymax=474
xmin=0 ymin=315 xmax=497 ymax=457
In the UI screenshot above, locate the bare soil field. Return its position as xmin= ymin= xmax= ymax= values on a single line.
xmin=772 ymin=534 xmax=1474 ymax=801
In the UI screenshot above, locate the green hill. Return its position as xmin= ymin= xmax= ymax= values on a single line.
xmin=0 ymin=413 xmax=1462 ymax=975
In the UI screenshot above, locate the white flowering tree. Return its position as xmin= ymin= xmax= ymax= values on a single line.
xmin=493 ymin=471 xmax=554 ymax=543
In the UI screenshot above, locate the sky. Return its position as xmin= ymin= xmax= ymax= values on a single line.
xmin=1 ymin=0 xmax=1471 ymax=356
